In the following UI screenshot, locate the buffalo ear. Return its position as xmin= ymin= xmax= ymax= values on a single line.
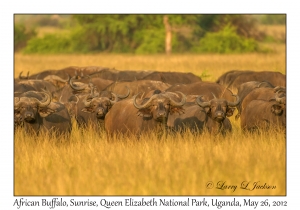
xmin=169 ymin=106 xmax=185 ymax=115
xmin=137 ymin=108 xmax=152 ymax=118
xmin=226 ymin=107 xmax=235 ymax=117
xmin=271 ymin=104 xmax=283 ymax=115
xmin=203 ymin=107 xmax=211 ymax=114
xmin=38 ymin=107 xmax=55 ymax=118
xmin=81 ymin=107 xmax=94 ymax=113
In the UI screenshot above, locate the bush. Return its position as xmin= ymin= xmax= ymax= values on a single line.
xmin=193 ymin=24 xmax=260 ymax=54
xmin=134 ymin=28 xmax=165 ymax=54
xmin=23 ymin=34 xmax=73 ymax=54
xmin=260 ymin=15 xmax=286 ymax=25
xmin=14 ymin=24 xmax=36 ymax=51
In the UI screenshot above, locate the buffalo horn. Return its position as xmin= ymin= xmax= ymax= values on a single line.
xmin=69 ymin=76 xmax=87 ymax=91
xmin=90 ymin=86 xmax=99 ymax=98
xmin=83 ymin=94 xmax=93 ymax=107
xmin=109 ymin=93 xmax=118 ymax=105
xmin=116 ymin=86 xmax=130 ymax=99
xmin=32 ymin=91 xmax=52 ymax=108
xmin=168 ymin=91 xmax=186 ymax=106
xmin=227 ymin=94 xmax=240 ymax=107
xmin=258 ymin=81 xmax=271 ymax=88
xmin=18 ymin=71 xmax=23 ymax=79
xmin=274 ymin=86 xmax=286 ymax=94
xmin=211 ymin=92 xmax=217 ymax=99
xmin=275 ymin=91 xmax=286 ymax=104
xmin=133 ymin=92 xmax=155 ymax=109
xmin=196 ymin=95 xmax=211 ymax=108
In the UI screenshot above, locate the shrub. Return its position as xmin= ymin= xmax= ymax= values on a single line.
xmin=193 ymin=24 xmax=260 ymax=54
xmin=134 ymin=28 xmax=165 ymax=54
xmin=22 ymin=34 xmax=73 ymax=54
xmin=14 ymin=24 xmax=36 ymax=51
xmin=260 ymin=14 xmax=286 ymax=25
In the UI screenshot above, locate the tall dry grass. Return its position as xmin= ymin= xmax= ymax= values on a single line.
xmin=14 ymin=43 xmax=286 ymax=195
xmin=14 ymin=123 xmax=285 ymax=196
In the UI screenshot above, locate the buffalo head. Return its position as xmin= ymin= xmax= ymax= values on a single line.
xmin=14 ymin=91 xmax=55 ymax=123
xmin=133 ymin=91 xmax=186 ymax=122
xmin=81 ymin=86 xmax=130 ymax=119
xmin=271 ymin=91 xmax=286 ymax=116
xmin=196 ymin=93 xmax=240 ymax=122
xmin=81 ymin=93 xmax=118 ymax=119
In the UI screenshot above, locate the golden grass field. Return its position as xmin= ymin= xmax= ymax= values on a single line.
xmin=14 ymin=43 xmax=286 ymax=196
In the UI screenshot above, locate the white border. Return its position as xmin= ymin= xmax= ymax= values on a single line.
xmin=2 ymin=0 xmax=298 ymax=209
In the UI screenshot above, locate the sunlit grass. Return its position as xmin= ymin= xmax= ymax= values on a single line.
xmin=14 ymin=123 xmax=285 ymax=196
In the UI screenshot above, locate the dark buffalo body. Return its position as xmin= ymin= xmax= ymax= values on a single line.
xmin=227 ymin=71 xmax=285 ymax=90
xmin=88 ymin=68 xmax=153 ymax=81
xmin=104 ymin=80 xmax=171 ymax=98
xmin=14 ymin=80 xmax=58 ymax=99
xmin=235 ymin=81 xmax=275 ymax=119
xmin=216 ymin=70 xmax=253 ymax=87
xmin=142 ymin=71 xmax=201 ymax=85
xmin=240 ymin=86 xmax=286 ymax=117
xmin=240 ymin=98 xmax=286 ymax=132
xmin=216 ymin=70 xmax=286 ymax=90
xmin=166 ymin=81 xmax=236 ymax=102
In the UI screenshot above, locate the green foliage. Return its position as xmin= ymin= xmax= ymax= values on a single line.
xmin=200 ymin=70 xmax=211 ymax=79
xmin=23 ymin=34 xmax=73 ymax=54
xmin=134 ymin=28 xmax=165 ymax=54
xmin=193 ymin=25 xmax=260 ymax=54
xmin=14 ymin=24 xmax=36 ymax=51
xmin=19 ymin=14 xmax=275 ymax=54
xmin=196 ymin=15 xmax=259 ymax=39
xmin=259 ymin=14 xmax=286 ymax=25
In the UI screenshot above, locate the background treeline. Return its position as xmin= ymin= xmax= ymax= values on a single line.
xmin=14 ymin=14 xmax=286 ymax=54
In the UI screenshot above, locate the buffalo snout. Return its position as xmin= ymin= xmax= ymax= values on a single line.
xmin=96 ymin=108 xmax=105 ymax=118
xmin=156 ymin=111 xmax=167 ymax=121
xmin=213 ymin=111 xmax=225 ymax=121
xmin=24 ymin=112 xmax=35 ymax=122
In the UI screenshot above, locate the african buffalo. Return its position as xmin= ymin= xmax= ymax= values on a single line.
xmin=240 ymin=92 xmax=286 ymax=132
xmin=167 ymin=93 xmax=240 ymax=135
xmin=227 ymin=71 xmax=286 ymax=90
xmin=235 ymin=81 xmax=275 ymax=119
xmin=14 ymin=91 xmax=72 ymax=136
xmin=216 ymin=70 xmax=253 ymax=87
xmin=57 ymin=75 xmax=112 ymax=104
xmin=166 ymin=81 xmax=236 ymax=102
xmin=104 ymin=91 xmax=186 ymax=137
xmin=43 ymin=74 xmax=70 ymax=88
xmin=71 ymin=86 xmax=130 ymax=129
xmin=141 ymin=71 xmax=202 ymax=85
xmin=104 ymin=80 xmax=171 ymax=98
xmin=216 ymin=70 xmax=286 ymax=90
xmin=240 ymin=86 xmax=286 ymax=119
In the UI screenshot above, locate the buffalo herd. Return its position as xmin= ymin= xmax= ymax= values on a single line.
xmin=14 ymin=67 xmax=286 ymax=138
